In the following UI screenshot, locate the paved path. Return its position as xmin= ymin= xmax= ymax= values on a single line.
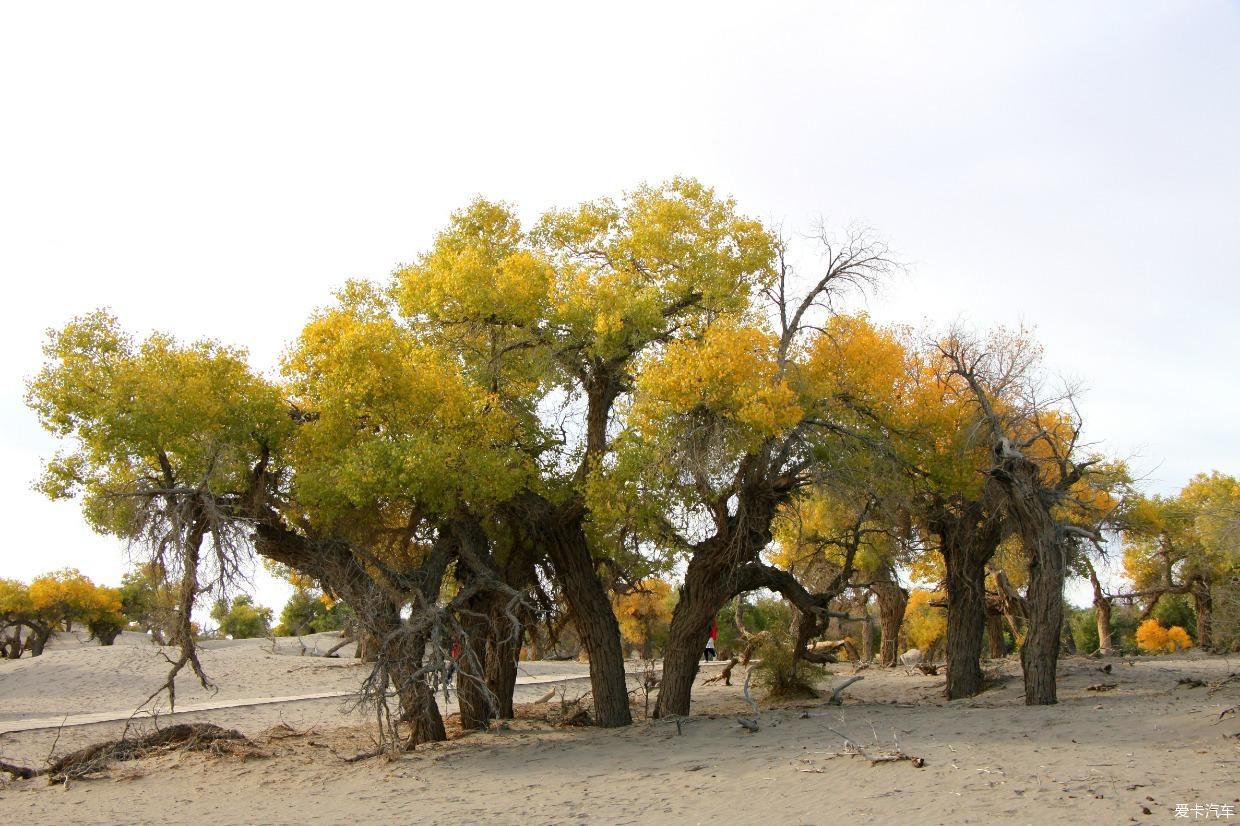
xmin=0 ymin=667 xmax=658 ymax=734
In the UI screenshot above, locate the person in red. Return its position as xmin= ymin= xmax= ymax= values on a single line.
xmin=704 ymin=621 xmax=717 ymax=662
xmin=445 ymin=637 xmax=462 ymax=686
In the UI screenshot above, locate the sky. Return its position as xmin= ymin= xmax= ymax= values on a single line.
xmin=2 ymin=1 xmax=1237 ymax=613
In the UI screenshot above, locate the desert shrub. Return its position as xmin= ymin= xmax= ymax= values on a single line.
xmin=1135 ymin=618 xmax=1194 ymax=654
xmin=751 ymin=634 xmax=825 ymax=699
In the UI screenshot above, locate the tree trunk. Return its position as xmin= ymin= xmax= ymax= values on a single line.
xmin=935 ymin=500 xmax=1000 ymax=700
xmin=860 ymin=598 xmax=874 ymax=664
xmin=539 ymin=513 xmax=631 ymax=728
xmin=787 ymin=606 xmax=820 ymax=679
xmin=944 ymin=551 xmax=988 ymax=698
xmin=368 ymin=599 xmax=447 ymax=744
xmin=871 ymin=575 xmax=908 ymax=668
xmin=1094 ymin=597 xmax=1113 ymax=654
xmin=407 ymin=678 xmax=446 ymax=744
xmin=1020 ymin=532 xmax=1065 ymax=705
xmin=986 ymin=612 xmax=1006 ymax=658
xmin=455 ymin=605 xmax=492 ymax=731
xmin=992 ymin=569 xmax=1028 ymax=644
xmin=486 ymin=617 xmax=522 ymax=720
xmin=27 ymin=624 xmax=54 ymax=657
xmin=1191 ymin=576 xmax=1213 ymax=650
xmin=655 ymin=546 xmax=733 ymax=718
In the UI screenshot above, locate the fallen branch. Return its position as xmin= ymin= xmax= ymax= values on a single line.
xmin=1087 ymin=683 xmax=1118 ymax=692
xmin=736 ymin=670 xmax=760 ymax=733
xmin=342 ymin=747 xmax=384 ymax=764
xmin=701 ymin=657 xmax=739 ymax=686
xmin=827 ymin=675 xmax=865 ymax=705
xmin=816 ymin=726 xmax=924 ymax=767
xmin=324 ymin=636 xmax=353 ymax=658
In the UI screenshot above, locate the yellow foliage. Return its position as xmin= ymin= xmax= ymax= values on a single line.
xmin=21 ymin=569 xmax=123 ymax=628
xmin=612 ymin=579 xmax=675 ymax=656
xmin=633 ymin=318 xmax=801 ymax=449
xmin=903 ymin=589 xmax=947 ymax=653
xmin=1135 ymin=618 xmax=1194 ymax=654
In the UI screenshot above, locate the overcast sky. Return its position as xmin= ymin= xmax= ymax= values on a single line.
xmin=2 ymin=2 xmax=1237 ymax=611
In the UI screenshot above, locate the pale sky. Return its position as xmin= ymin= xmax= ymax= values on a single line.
xmin=2 ymin=2 xmax=1237 ymax=612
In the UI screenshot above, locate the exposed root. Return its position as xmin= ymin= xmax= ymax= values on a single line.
xmin=1 ymin=723 xmax=258 ymax=784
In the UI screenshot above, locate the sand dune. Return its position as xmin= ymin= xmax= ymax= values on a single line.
xmin=1 ymin=633 xmax=1237 ymax=825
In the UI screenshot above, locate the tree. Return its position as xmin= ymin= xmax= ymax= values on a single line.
xmin=612 ymin=579 xmax=674 ymax=659
xmin=576 ymin=231 xmax=898 ymax=718
xmin=29 ymin=181 xmax=901 ymax=738
xmin=210 ymin=595 xmax=273 ymax=639
xmin=0 ymin=570 xmax=124 ymax=655
xmin=275 ymin=587 xmax=345 ymax=636
xmin=0 ymin=579 xmax=39 ymax=658
xmin=938 ymin=328 xmax=1105 ymax=704
xmin=26 ymin=313 xmax=291 ymax=700
xmin=1123 ymin=473 xmax=1239 ymax=651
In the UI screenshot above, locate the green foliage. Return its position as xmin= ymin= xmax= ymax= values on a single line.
xmin=1153 ymin=593 xmax=1197 ymax=640
xmin=1068 ymin=605 xmax=1100 ymax=655
xmin=751 ymin=634 xmax=826 ymax=699
xmin=26 ymin=312 xmax=290 ymax=538
xmin=713 ymin=596 xmax=790 ymax=658
xmin=210 ymin=595 xmax=273 ymax=639
xmin=117 ymin=564 xmax=176 ymax=638
xmin=275 ymin=588 xmax=346 ymax=636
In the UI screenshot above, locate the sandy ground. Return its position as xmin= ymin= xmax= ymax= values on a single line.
xmin=1 ymin=632 xmax=1237 ymax=825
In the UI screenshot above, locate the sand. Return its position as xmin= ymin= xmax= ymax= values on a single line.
xmin=1 ymin=632 xmax=1237 ymax=825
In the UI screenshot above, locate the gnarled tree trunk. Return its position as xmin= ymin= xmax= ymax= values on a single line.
xmin=1020 ymin=531 xmax=1065 ymax=704
xmin=486 ymin=616 xmax=522 ymax=719
xmin=1085 ymin=562 xmax=1114 ymax=654
xmin=871 ymin=572 xmax=908 ymax=668
xmin=933 ymin=501 xmax=1001 ymax=700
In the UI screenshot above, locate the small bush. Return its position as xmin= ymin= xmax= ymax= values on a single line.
xmin=1135 ymin=618 xmax=1194 ymax=654
xmin=751 ymin=636 xmax=825 ymax=699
